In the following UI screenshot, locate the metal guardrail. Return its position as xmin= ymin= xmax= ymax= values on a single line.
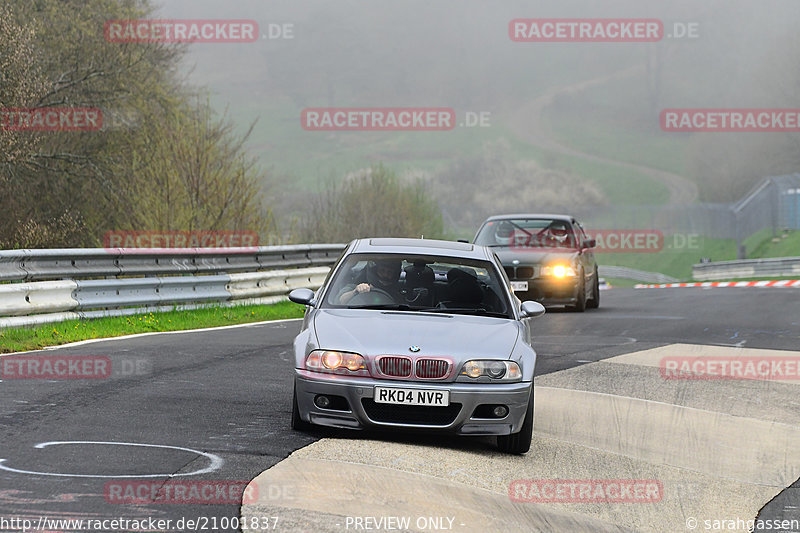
xmin=0 ymin=245 xmax=345 ymax=282
xmin=0 ymin=245 xmax=346 ymax=329
xmin=0 ymin=267 xmax=332 ymax=329
xmin=598 ymin=265 xmax=679 ymax=284
xmin=692 ymin=256 xmax=800 ymax=281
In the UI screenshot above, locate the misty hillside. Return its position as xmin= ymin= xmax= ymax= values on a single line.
xmin=154 ymin=0 xmax=800 ymax=216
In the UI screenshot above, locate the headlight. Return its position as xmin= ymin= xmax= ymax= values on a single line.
xmin=541 ymin=265 xmax=576 ymax=278
xmin=305 ymin=350 xmax=367 ymax=375
xmin=458 ymin=360 xmax=522 ymax=382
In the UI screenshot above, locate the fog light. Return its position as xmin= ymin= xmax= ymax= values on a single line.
xmin=315 ymin=395 xmax=331 ymax=409
xmin=493 ymin=405 xmax=509 ymax=418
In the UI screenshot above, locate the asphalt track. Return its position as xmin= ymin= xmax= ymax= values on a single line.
xmin=0 ymin=287 xmax=798 ymax=532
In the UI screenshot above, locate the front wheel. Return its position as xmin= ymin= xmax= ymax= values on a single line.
xmin=568 ymin=276 xmax=586 ymax=312
xmin=587 ymin=270 xmax=600 ymax=309
xmin=497 ymin=387 xmax=534 ymax=454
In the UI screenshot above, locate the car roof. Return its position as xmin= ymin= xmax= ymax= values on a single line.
xmin=482 ymin=213 xmax=575 ymax=223
xmin=349 ymin=238 xmax=491 ymax=260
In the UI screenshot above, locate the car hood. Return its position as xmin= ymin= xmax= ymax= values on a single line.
xmin=312 ymin=309 xmax=520 ymax=360
xmin=493 ymin=248 xmax=579 ymax=265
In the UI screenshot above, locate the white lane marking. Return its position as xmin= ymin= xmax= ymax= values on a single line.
xmin=0 ymin=441 xmax=223 ymax=478
xmin=0 ymin=318 xmax=303 ymax=356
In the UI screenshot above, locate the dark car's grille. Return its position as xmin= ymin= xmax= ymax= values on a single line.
xmin=415 ymin=359 xmax=450 ymax=379
xmin=505 ymin=265 xmax=535 ymax=279
xmin=516 ymin=266 xmax=534 ymax=279
xmin=378 ymin=356 xmax=412 ymax=377
xmin=361 ymin=399 xmax=461 ymax=425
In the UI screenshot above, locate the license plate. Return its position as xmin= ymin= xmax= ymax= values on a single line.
xmin=374 ymin=387 xmax=450 ymax=407
xmin=511 ymin=281 xmax=528 ymax=292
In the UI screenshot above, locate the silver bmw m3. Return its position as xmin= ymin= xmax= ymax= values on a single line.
xmin=287 ymin=238 xmax=545 ymax=454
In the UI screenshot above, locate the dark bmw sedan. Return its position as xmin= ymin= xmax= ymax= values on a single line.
xmin=473 ymin=214 xmax=599 ymax=311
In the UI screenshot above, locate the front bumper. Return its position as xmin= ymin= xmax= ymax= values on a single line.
xmin=294 ymin=370 xmax=532 ymax=435
xmin=513 ymin=278 xmax=578 ymax=306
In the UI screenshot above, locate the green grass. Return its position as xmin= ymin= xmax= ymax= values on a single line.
xmin=499 ymin=126 xmax=670 ymax=205
xmin=546 ymin=110 xmax=691 ymax=178
xmin=596 ymin=235 xmax=738 ymax=280
xmin=541 ymin=75 xmax=693 ymax=180
xmin=597 ymin=230 xmax=800 ymax=281
xmin=0 ymin=301 xmax=305 ymax=354
xmin=599 ymin=277 xmax=638 ymax=288
xmin=744 ymin=229 xmax=800 ymax=258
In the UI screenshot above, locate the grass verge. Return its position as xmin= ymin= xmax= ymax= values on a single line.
xmin=0 ymin=301 xmax=305 ymax=354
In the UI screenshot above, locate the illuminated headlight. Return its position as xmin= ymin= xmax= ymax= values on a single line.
xmin=458 ymin=360 xmax=522 ymax=382
xmin=305 ymin=350 xmax=367 ymax=374
xmin=541 ymin=265 xmax=576 ymax=278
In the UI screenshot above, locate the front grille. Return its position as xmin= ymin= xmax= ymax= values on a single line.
xmin=505 ymin=265 xmax=535 ymax=279
xmin=415 ymin=359 xmax=449 ymax=379
xmin=378 ymin=356 xmax=412 ymax=377
xmin=516 ymin=266 xmax=534 ymax=279
xmin=362 ymin=399 xmax=461 ymax=425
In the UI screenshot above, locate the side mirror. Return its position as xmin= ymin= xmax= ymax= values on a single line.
xmin=288 ymin=288 xmax=316 ymax=306
xmin=520 ymin=300 xmax=545 ymax=318
xmin=582 ymin=238 xmax=596 ymax=249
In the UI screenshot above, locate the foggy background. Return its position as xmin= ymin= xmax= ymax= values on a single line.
xmin=156 ymin=0 xmax=800 ymax=234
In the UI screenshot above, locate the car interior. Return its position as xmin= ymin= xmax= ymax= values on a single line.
xmin=328 ymin=257 xmax=511 ymax=316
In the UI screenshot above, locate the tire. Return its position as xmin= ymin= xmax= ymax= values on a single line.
xmin=586 ymin=269 xmax=600 ymax=309
xmin=568 ymin=275 xmax=586 ymax=312
xmin=291 ymin=384 xmax=313 ymax=432
xmin=497 ymin=387 xmax=534 ymax=454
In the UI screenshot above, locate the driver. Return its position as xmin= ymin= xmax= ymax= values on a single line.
xmin=494 ymin=222 xmax=514 ymax=246
xmin=338 ymin=258 xmax=402 ymax=304
xmin=544 ymin=222 xmax=572 ymax=247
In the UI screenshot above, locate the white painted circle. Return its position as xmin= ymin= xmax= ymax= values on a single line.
xmin=0 ymin=441 xmax=223 ymax=478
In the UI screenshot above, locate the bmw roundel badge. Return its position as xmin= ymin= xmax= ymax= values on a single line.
xmin=409 ymin=345 xmax=421 ymax=353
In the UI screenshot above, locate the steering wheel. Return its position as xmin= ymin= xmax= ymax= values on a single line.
xmin=347 ymin=287 xmax=396 ymax=306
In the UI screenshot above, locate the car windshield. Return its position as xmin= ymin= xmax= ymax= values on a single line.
xmin=322 ymin=253 xmax=512 ymax=318
xmin=474 ymin=218 xmax=578 ymax=249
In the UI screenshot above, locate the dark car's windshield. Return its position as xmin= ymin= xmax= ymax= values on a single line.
xmin=475 ymin=218 xmax=578 ymax=249
xmin=322 ymin=253 xmax=512 ymax=318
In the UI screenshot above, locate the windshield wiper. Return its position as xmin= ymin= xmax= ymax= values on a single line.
xmin=347 ymin=303 xmax=423 ymax=311
xmin=420 ymin=307 xmax=509 ymax=318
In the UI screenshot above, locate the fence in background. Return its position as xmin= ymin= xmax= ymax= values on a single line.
xmin=692 ymin=257 xmax=800 ymax=281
